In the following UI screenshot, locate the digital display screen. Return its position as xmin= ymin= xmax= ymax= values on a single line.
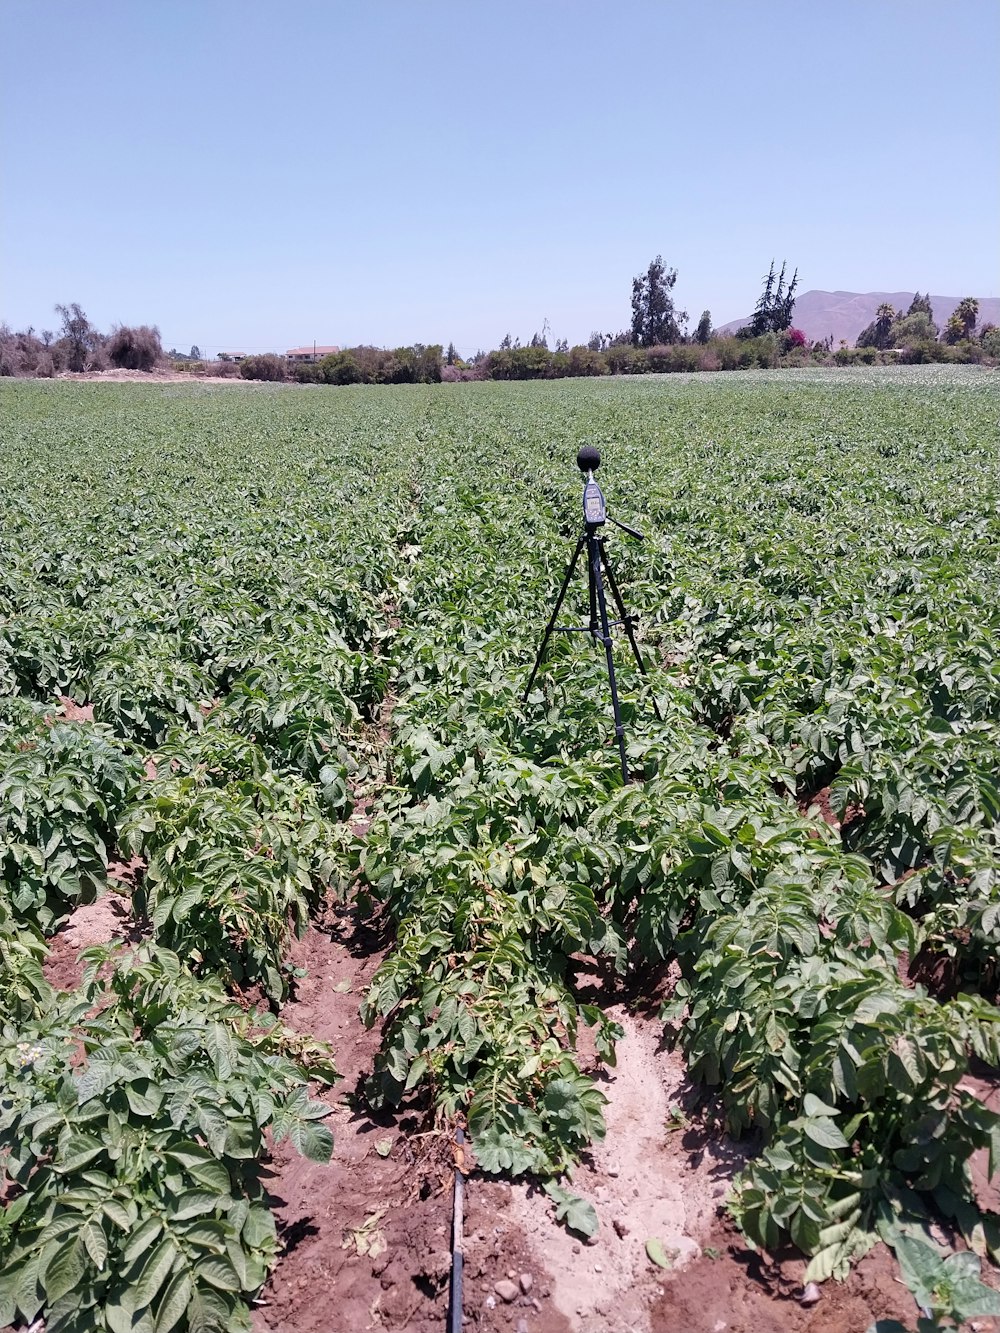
xmin=583 ymin=481 xmax=606 ymax=524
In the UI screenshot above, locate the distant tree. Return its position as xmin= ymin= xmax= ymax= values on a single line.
xmin=55 ymin=302 xmax=101 ymax=372
xmin=587 ymin=331 xmax=609 ymax=352
xmin=499 ymin=333 xmax=512 ymax=351
xmin=630 ymin=256 xmax=685 ymax=346
xmin=747 ymin=260 xmax=799 ymax=336
xmin=485 ymin=344 xmax=552 ymax=380
xmin=943 ymin=297 xmax=979 ymax=344
xmin=856 ymin=302 xmax=897 ymax=349
xmin=107 ymin=324 xmax=163 ymax=371
xmin=555 ymin=337 xmax=568 ymax=354
xmin=41 ymin=330 xmax=53 ymax=347
xmin=694 ymin=310 xmax=712 ymax=344
xmin=318 ymin=351 xmax=361 ymax=385
xmin=907 ymin=292 xmax=934 ymax=319
xmin=190 ymin=345 xmax=201 ymax=360
xmin=890 ymin=311 xmax=937 ymax=349
xmin=446 ymin=341 xmax=457 ymax=366
xmin=529 ymin=330 xmax=548 ymax=349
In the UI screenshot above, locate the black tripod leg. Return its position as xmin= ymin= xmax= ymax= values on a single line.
xmin=601 ymin=543 xmax=664 ymax=724
xmin=587 ymin=537 xmax=598 ymax=639
xmin=523 ymin=533 xmax=587 ymax=702
xmin=590 ymin=531 xmax=630 ymax=784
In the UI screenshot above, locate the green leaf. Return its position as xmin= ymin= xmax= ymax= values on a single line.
xmin=55 ymin=1133 xmax=105 ymax=1173
xmin=123 ymin=1216 xmax=163 ymax=1264
xmin=81 ymin=1218 xmax=109 ymax=1269
xmin=195 ymin=1254 xmax=241 ymax=1292
xmin=206 ymin=1022 xmax=235 ymax=1080
xmin=646 ymin=1237 xmax=673 ymax=1269
xmin=171 ymin=1191 xmax=220 ymax=1222
xmin=196 ymin=1104 xmax=229 ymax=1156
xmin=44 ymin=1237 xmax=86 ymax=1303
xmin=103 ymin=1199 xmax=134 ymax=1230
xmin=187 ymin=1159 xmax=232 ymax=1194
xmin=803 ymin=1117 xmax=849 ymax=1150
xmin=134 ymin=1238 xmax=179 ymax=1310
xmin=155 ymin=1269 xmax=193 ymax=1333
xmin=543 ymin=1182 xmax=599 ymax=1239
xmin=288 ymin=1118 xmax=334 ymax=1163
xmin=802 ymin=1093 xmax=840 ymax=1118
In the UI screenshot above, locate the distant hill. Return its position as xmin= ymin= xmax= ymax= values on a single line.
xmin=716 ymin=291 xmax=1000 ymax=346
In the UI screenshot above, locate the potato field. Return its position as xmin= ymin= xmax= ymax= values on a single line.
xmin=2 ymin=367 xmax=1000 ymax=1333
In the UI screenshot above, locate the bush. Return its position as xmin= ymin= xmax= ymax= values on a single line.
xmin=484 ymin=345 xmax=553 ymax=380
xmin=0 ymin=326 xmax=49 ymax=377
xmin=239 ymin=354 xmax=288 ymax=382
xmin=566 ymin=345 xmax=607 ymax=377
xmin=982 ymin=326 xmax=1000 ymax=359
xmin=106 ymin=324 xmax=163 ymax=372
xmin=834 ymin=345 xmax=877 ymax=366
xmin=315 ymin=352 xmax=359 ymax=385
xmin=710 ymin=338 xmax=743 ymax=371
xmin=780 ymin=349 xmax=810 ymax=369
xmin=899 ymin=340 xmax=946 ymax=365
xmin=605 ymin=344 xmax=647 ymax=375
xmin=289 ymin=362 xmax=320 ymax=384
xmin=440 ymin=363 xmax=484 ymax=382
xmin=199 ymin=359 xmax=240 ymax=378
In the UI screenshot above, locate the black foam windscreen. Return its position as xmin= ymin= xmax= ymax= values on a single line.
xmin=577 ymin=445 xmax=601 ymax=473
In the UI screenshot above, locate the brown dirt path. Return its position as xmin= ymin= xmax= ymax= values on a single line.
xmin=251 ymin=914 xmax=454 ymax=1333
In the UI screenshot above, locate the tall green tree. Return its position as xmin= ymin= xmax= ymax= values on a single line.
xmin=694 ymin=310 xmax=712 ymax=344
xmin=908 ymin=292 xmax=934 ymax=319
xmin=747 ymin=261 xmax=799 ymax=336
xmin=857 ymin=302 xmax=897 ymax=349
xmin=943 ymin=297 xmax=979 ymax=344
xmin=630 ymin=256 xmax=685 ymax=346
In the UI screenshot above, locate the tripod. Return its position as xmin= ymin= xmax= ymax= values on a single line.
xmin=523 ymin=448 xmax=662 ymax=783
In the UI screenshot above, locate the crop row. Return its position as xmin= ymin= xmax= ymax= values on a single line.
xmin=0 ymin=384 xmax=420 ymax=1330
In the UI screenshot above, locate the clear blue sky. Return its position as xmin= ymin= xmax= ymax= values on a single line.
xmin=2 ymin=0 xmax=998 ymax=357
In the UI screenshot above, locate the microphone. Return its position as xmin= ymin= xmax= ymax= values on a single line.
xmin=577 ymin=445 xmax=601 ymax=474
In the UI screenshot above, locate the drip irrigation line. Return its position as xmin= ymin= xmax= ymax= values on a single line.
xmin=448 ymin=1124 xmax=466 ymax=1333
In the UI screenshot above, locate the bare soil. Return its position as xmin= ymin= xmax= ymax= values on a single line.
xmin=55 ymin=368 xmax=253 ymax=384
xmin=43 ymin=891 xmax=136 ymax=991
xmin=252 ymin=912 xmax=455 ymax=1333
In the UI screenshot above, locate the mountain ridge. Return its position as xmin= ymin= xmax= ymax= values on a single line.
xmin=716 ymin=290 xmax=1000 ymax=346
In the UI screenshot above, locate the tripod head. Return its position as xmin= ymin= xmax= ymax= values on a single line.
xmin=575 ymin=447 xmax=645 ymax=540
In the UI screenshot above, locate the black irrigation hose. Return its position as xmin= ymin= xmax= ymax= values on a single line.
xmin=448 ymin=1125 xmax=465 ymax=1333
